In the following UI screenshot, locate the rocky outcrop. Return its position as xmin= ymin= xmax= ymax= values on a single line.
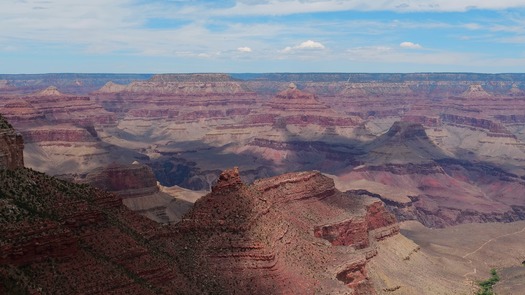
xmin=339 ymin=120 xmax=525 ymax=228
xmin=314 ymin=217 xmax=370 ymax=248
xmin=35 ymin=85 xmax=63 ymax=97
xmin=78 ymin=162 xmax=159 ymax=198
xmin=384 ymin=121 xmax=429 ymax=140
xmin=95 ymin=81 xmax=127 ymax=93
xmin=461 ymin=84 xmax=492 ymax=98
xmin=174 ymin=169 xmax=398 ymax=294
xmin=211 ymin=166 xmax=242 ymax=192
xmin=0 ymin=114 xmax=24 ymax=169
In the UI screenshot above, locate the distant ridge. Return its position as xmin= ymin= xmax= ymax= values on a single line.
xmin=149 ymin=73 xmax=236 ymax=82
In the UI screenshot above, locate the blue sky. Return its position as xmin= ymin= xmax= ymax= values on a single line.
xmin=2 ymin=0 xmax=525 ymax=73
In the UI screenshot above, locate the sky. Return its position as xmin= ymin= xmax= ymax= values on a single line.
xmin=2 ymin=0 xmax=525 ymax=73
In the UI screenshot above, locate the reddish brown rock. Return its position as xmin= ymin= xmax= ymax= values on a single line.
xmin=0 ymin=131 xmax=191 ymax=294
xmin=314 ymin=217 xmax=370 ymax=248
xmin=0 ymin=114 xmax=24 ymax=169
xmin=336 ymin=258 xmax=376 ymax=294
xmin=78 ymin=162 xmax=159 ymax=197
xmin=440 ymin=113 xmax=514 ymax=137
xmin=211 ymin=166 xmax=242 ymax=192
xmin=0 ymin=221 xmax=78 ymax=265
xmin=173 ymin=169 xmax=398 ymax=294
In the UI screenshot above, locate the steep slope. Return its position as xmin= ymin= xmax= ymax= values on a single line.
xmin=0 ymin=117 xmax=194 ymax=294
xmin=0 ymin=167 xmax=196 ymax=294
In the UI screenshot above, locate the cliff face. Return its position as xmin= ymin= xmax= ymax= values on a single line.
xmin=0 ymin=118 xmax=190 ymax=294
xmin=79 ymin=162 xmax=159 ymax=197
xmin=75 ymin=162 xmax=197 ymax=224
xmin=172 ymin=168 xmax=398 ymax=294
xmin=0 ymin=114 xmax=24 ymax=169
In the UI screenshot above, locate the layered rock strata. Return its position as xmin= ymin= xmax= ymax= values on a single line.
xmin=172 ymin=168 xmax=399 ymax=294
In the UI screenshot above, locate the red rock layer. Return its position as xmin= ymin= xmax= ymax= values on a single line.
xmin=92 ymin=74 xmax=258 ymax=125
xmin=170 ymin=168 xmax=398 ymax=294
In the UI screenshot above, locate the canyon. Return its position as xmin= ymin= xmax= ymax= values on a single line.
xmin=0 ymin=118 xmax=471 ymax=294
xmin=2 ymin=72 xmax=525 ymax=293
xmin=3 ymin=73 xmax=525 ymax=228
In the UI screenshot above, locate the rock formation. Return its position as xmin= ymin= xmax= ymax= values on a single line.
xmin=35 ymin=85 xmax=63 ymax=97
xmin=245 ymin=84 xmax=360 ymax=128
xmin=0 ymin=114 xmax=24 ymax=169
xmin=79 ymin=162 xmax=159 ymax=197
xmin=172 ymin=168 xmax=400 ymax=294
xmin=95 ymin=81 xmax=127 ymax=93
xmin=75 ymin=162 xmax=198 ymax=224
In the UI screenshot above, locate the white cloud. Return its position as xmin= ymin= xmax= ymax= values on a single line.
xmin=237 ymin=46 xmax=252 ymax=52
xmin=282 ymin=40 xmax=326 ymax=53
xmin=219 ymin=0 xmax=525 ymax=16
xmin=297 ymin=40 xmax=325 ymax=49
xmin=400 ymin=41 xmax=422 ymax=49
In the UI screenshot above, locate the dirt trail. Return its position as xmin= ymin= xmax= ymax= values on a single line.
xmin=462 ymin=224 xmax=525 ymax=282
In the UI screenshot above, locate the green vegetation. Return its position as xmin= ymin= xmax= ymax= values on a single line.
xmin=477 ymin=268 xmax=500 ymax=295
